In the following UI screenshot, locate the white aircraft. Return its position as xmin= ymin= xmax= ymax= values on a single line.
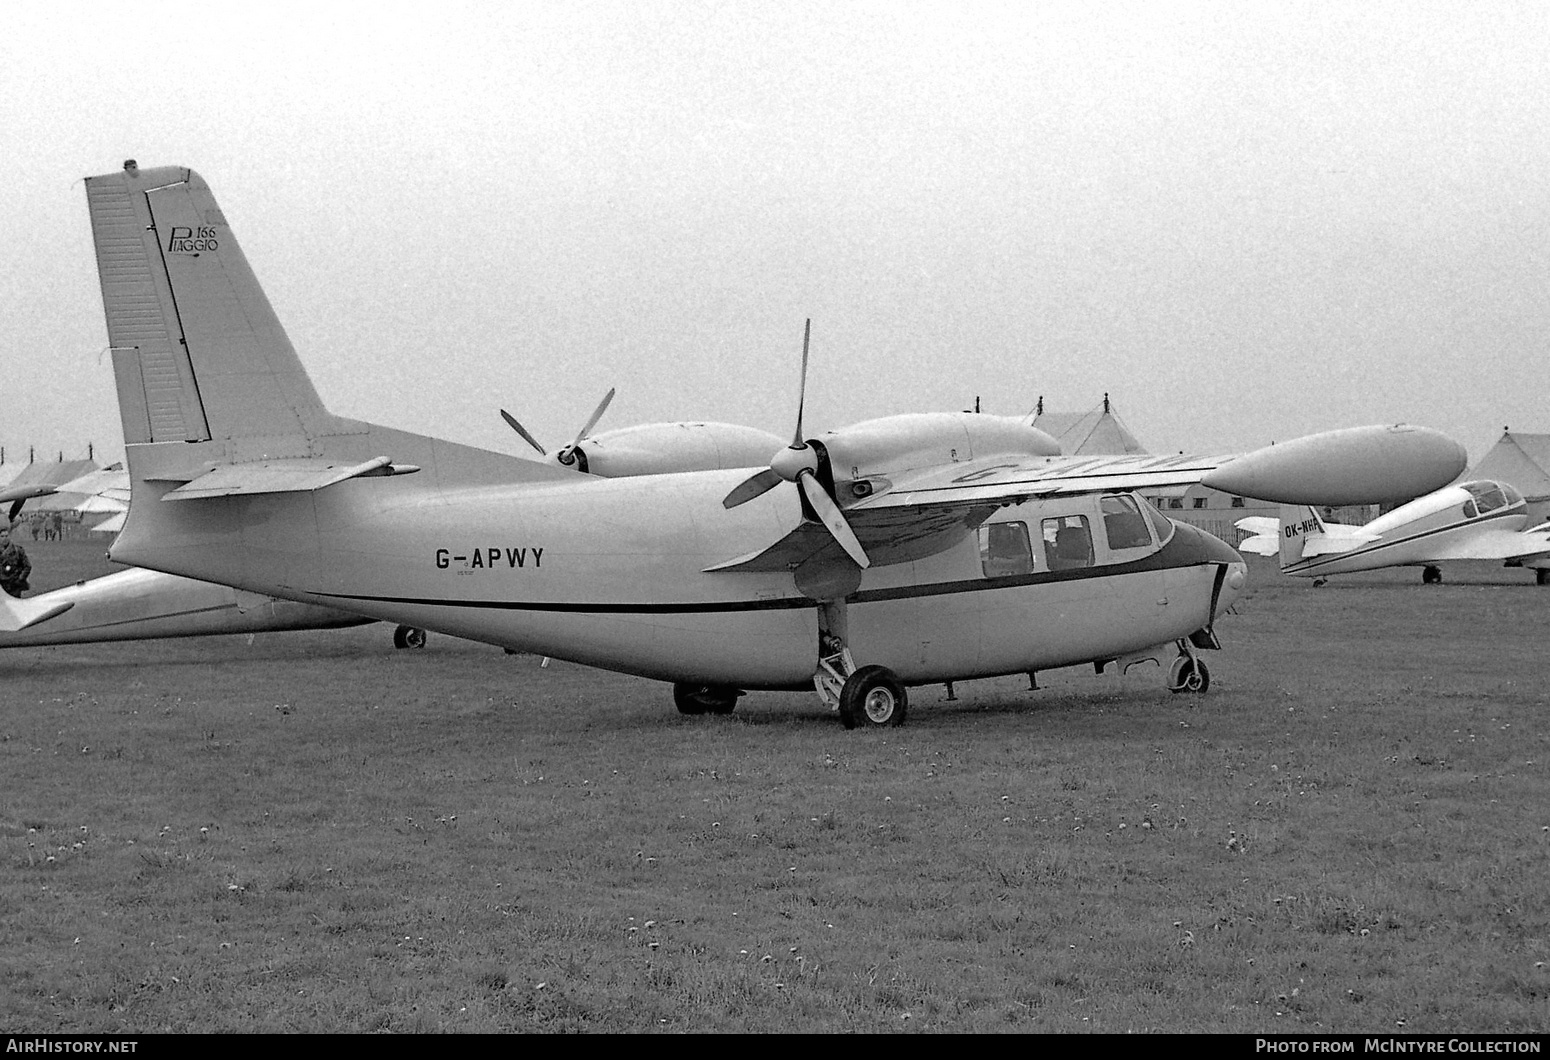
xmin=1236 ymin=479 xmax=1550 ymax=585
xmin=76 ymin=163 xmax=1467 ymax=726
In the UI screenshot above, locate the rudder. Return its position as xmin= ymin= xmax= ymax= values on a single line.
xmin=86 ymin=162 xmax=333 ymax=457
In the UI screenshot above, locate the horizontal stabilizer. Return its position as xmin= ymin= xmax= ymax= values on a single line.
xmin=0 ymin=595 xmax=74 ymax=633
xmin=161 ymin=457 xmax=419 ymax=501
xmin=1234 ymin=534 xmax=1279 ymax=557
xmin=1234 ymin=516 xmax=1279 ymax=537
xmin=0 ymin=484 xmax=58 ymax=505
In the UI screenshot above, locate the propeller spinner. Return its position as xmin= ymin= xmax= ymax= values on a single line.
xmin=722 ymin=320 xmax=870 ymax=568
xmin=500 ymin=388 xmax=616 ymax=472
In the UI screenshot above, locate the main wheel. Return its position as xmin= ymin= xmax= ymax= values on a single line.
xmin=393 ymin=625 xmax=427 ymax=649
xmin=1422 ymin=566 xmax=1443 ymax=585
xmin=1538 ymin=569 xmax=1550 ymax=586
xmin=673 ymin=683 xmax=743 ymax=716
xmin=1168 ymin=655 xmax=1210 ymax=694
xmin=838 ymin=665 xmax=908 ymax=729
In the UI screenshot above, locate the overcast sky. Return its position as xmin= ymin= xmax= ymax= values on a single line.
xmin=3 ymin=1 xmax=1546 ymax=469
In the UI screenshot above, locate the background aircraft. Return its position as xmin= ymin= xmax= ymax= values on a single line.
xmin=1235 ymin=479 xmax=1550 ymax=585
xmin=80 ymin=163 xmax=1467 ymax=727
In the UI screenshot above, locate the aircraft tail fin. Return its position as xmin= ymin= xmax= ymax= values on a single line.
xmin=85 ymin=163 xmax=332 ymax=454
xmin=1275 ymin=505 xmax=1326 ymax=568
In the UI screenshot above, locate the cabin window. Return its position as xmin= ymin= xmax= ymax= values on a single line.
xmin=1043 ymin=515 xmax=1094 ymax=570
xmin=1167 ymin=498 xmax=1184 ymax=509
xmin=1230 ymin=496 xmax=1245 ymax=508
xmin=1463 ymin=499 xmax=1479 ymax=519
xmin=1101 ymin=494 xmax=1152 ymax=550
xmin=979 ymin=521 xmax=1035 ymax=577
xmin=1192 ymin=497 xmax=1208 ymax=509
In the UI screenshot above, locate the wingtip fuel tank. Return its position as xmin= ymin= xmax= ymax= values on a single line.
xmin=1201 ymin=424 xmax=1466 ymax=506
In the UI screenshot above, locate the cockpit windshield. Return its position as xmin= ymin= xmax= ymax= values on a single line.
xmin=1463 ymin=481 xmax=1512 ymax=515
xmin=1141 ymin=495 xmax=1175 ymax=546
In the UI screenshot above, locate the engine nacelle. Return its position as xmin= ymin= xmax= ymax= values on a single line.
xmin=559 ymin=422 xmax=786 ymax=478
xmin=814 ymin=413 xmax=1062 ymax=482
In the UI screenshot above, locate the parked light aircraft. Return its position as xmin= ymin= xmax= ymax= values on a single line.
xmin=79 ymin=163 xmax=1467 ymax=727
xmin=1235 ymin=480 xmax=1550 ymax=585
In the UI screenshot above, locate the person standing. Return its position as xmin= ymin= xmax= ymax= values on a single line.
xmin=0 ymin=522 xmax=31 ymax=597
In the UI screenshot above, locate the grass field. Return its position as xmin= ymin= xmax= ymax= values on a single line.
xmin=2 ymin=540 xmax=1548 ymax=1032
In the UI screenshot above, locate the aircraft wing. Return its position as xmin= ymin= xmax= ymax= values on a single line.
xmin=855 ymin=423 xmax=1464 ymax=511
xmin=1425 ymin=527 xmax=1550 ymax=563
xmin=708 ymin=502 xmax=999 ymax=572
xmin=710 ymin=425 xmax=1465 ymax=575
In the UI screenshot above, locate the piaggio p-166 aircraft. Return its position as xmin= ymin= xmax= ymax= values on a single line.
xmin=1236 ymin=480 xmax=1550 ymax=585
xmin=79 ymin=162 xmax=1467 ymax=727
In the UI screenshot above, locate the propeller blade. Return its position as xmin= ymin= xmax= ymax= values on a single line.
xmin=799 ymin=472 xmax=870 ymax=569
xmin=792 ymin=318 xmax=810 ymax=446
xmin=499 ymin=409 xmax=547 ymax=455
xmin=722 ymin=467 xmax=783 ymax=509
xmin=569 ymin=387 xmax=616 ymax=451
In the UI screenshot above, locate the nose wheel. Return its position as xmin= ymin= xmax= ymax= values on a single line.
xmin=1168 ymin=642 xmax=1211 ymax=694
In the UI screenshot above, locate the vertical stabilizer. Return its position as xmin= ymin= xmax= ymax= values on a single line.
xmin=1278 ymin=504 xmax=1327 ymax=568
xmin=85 ymin=163 xmax=333 ymax=459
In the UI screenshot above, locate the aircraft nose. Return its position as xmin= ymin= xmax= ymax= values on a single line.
xmin=1197 ymin=526 xmax=1250 ymax=612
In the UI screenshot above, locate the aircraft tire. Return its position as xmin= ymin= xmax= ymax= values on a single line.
xmin=393 ymin=625 xmax=427 ymax=649
xmin=1421 ymin=566 xmax=1443 ymax=585
xmin=838 ymin=665 xmax=908 ymax=729
xmin=673 ymin=683 xmax=741 ymax=716
xmin=1538 ymin=569 xmax=1550 ymax=586
xmin=1168 ymin=656 xmax=1210 ymax=694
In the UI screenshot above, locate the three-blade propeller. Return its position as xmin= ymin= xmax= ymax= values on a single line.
xmin=500 ymin=388 xmax=617 ymax=469
xmin=722 ymin=320 xmax=870 ymax=569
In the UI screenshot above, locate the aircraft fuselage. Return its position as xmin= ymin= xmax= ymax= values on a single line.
xmin=112 ymin=459 xmax=1245 ymax=689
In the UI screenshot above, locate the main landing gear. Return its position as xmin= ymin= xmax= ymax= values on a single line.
xmin=1421 ymin=565 xmax=1443 ymax=585
xmin=673 ymin=683 xmax=744 ymax=715
xmin=393 ymin=625 xmax=427 ymax=649
xmin=1167 ymin=639 xmax=1211 ymax=694
xmin=813 ymin=597 xmax=908 ymax=729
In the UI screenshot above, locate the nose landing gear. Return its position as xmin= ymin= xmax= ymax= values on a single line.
xmin=1168 ymin=640 xmax=1211 ymax=694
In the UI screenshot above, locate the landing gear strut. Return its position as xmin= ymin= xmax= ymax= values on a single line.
xmin=393 ymin=625 xmax=427 ymax=649
xmin=812 ymin=595 xmax=907 ymax=728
